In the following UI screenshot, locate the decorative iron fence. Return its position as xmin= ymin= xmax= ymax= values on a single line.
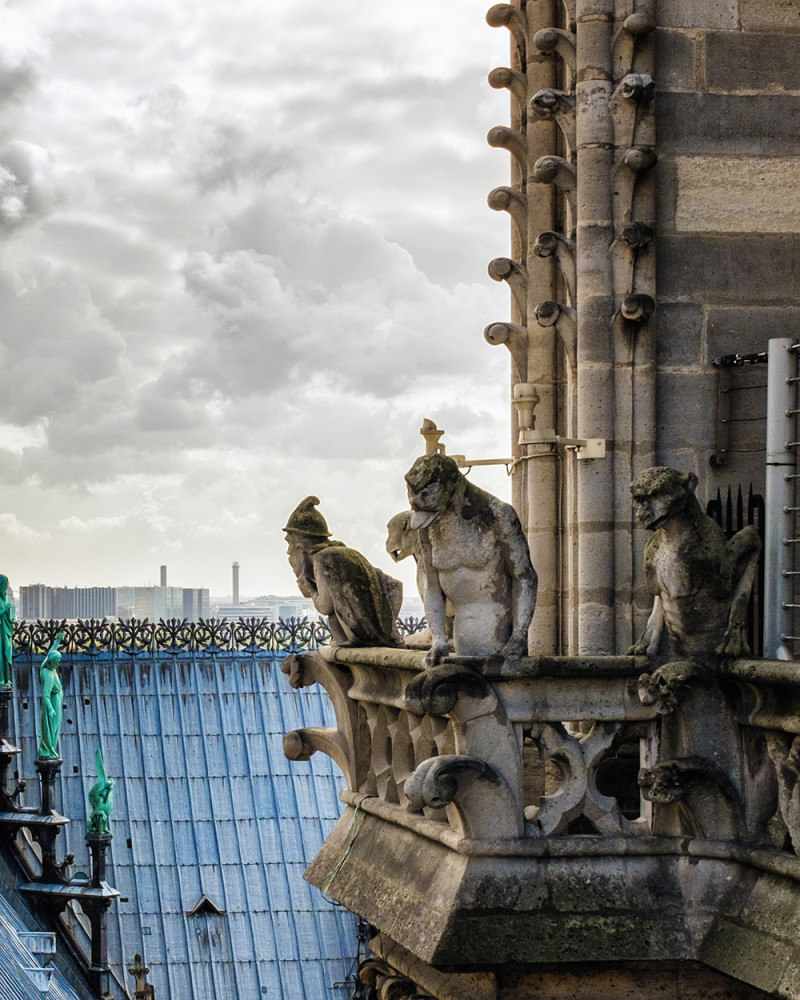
xmin=11 ymin=616 xmax=429 ymax=658
xmin=707 ymin=484 xmax=765 ymax=656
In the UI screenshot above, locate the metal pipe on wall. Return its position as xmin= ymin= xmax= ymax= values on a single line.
xmin=764 ymin=337 xmax=796 ymax=660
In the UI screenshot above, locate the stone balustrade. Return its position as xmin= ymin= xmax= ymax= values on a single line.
xmin=281 ymin=647 xmax=800 ymax=996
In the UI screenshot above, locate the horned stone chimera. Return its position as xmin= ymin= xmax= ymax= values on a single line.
xmin=404 ymin=453 xmax=537 ymax=667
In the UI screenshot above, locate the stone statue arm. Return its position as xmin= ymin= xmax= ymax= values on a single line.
xmin=418 ymin=534 xmax=448 ymax=668
xmin=40 ymin=664 xmax=57 ymax=716
xmin=717 ymin=525 xmax=761 ymax=657
xmin=628 ymin=594 xmax=664 ymax=657
xmin=498 ymin=506 xmax=537 ymax=659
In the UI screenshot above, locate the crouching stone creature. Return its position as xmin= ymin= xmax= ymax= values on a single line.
xmin=629 ymin=467 xmax=761 ymax=667
xmin=404 ymin=454 xmax=537 ymax=667
xmin=284 ymin=496 xmax=404 ymax=648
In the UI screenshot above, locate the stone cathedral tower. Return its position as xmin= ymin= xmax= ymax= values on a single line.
xmin=485 ymin=0 xmax=800 ymax=659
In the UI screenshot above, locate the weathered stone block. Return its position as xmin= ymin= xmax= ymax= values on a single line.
xmin=655 ymin=30 xmax=697 ymax=91
xmin=656 ymin=302 xmax=703 ymax=368
xmin=741 ymin=0 xmax=800 ymax=31
xmin=657 ymin=0 xmax=738 ymax=29
xmin=700 ymin=918 xmax=791 ymax=993
xmin=657 ymin=372 xmax=717 ymax=451
xmin=676 ymin=157 xmax=800 ymax=234
xmin=657 ymin=235 xmax=797 ymax=302
xmin=658 ymin=94 xmax=800 ymax=157
xmin=706 ymin=33 xmax=800 ymax=91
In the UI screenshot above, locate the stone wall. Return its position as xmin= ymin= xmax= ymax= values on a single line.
xmin=655 ymin=0 xmax=800 ymax=495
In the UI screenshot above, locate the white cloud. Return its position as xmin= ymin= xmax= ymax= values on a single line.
xmin=0 ymin=0 xmax=516 ymax=594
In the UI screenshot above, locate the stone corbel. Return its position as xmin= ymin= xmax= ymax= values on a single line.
xmin=283 ymin=727 xmax=356 ymax=789
xmin=534 ymin=300 xmax=576 ymax=371
xmin=488 ymin=66 xmax=528 ymax=113
xmin=533 ymin=231 xmax=576 ymax=304
xmin=614 ymin=146 xmax=657 ymax=228
xmin=488 ymin=257 xmax=528 ymax=319
xmin=529 ymin=89 xmax=576 ymax=153
xmin=405 ymin=663 xmax=522 ymax=819
xmin=405 ymin=754 xmax=522 ymax=839
xmin=484 ymin=321 xmax=529 ymax=377
xmin=487 ymin=125 xmax=528 ymax=177
xmin=524 ymin=721 xmax=629 ymax=837
xmin=280 ymin=651 xmax=367 ymax=789
xmin=405 ymin=662 xmax=496 ymax=721
xmin=612 ymin=12 xmax=656 ymax=77
xmin=485 ymin=4 xmax=528 ymax=55
xmin=618 ymin=293 xmax=655 ymax=326
xmin=532 ymin=155 xmax=577 ymax=221
xmin=487 ymin=186 xmax=528 ymax=256
xmin=533 ymin=28 xmax=577 ymax=86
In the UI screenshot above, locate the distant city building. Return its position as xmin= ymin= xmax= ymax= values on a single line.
xmin=20 ymin=585 xmax=116 ymax=621
xmin=115 ymin=586 xmax=209 ymax=621
xmin=214 ymin=595 xmax=315 ymax=620
xmin=20 ymin=583 xmax=209 ymax=621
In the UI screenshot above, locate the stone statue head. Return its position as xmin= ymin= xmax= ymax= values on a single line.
xmin=283 ymin=496 xmax=331 ymax=541
xmin=630 ymin=467 xmax=698 ymax=531
xmin=405 ymin=454 xmax=461 ymax=529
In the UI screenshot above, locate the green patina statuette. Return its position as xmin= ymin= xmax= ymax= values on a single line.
xmin=0 ymin=575 xmax=15 ymax=688
xmin=88 ymin=746 xmax=114 ymax=835
xmin=38 ymin=631 xmax=64 ymax=760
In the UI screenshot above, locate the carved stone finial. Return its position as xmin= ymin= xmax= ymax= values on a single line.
xmin=128 ymin=954 xmax=154 ymax=999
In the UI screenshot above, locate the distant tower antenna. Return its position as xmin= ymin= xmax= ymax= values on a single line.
xmin=232 ymin=562 xmax=240 ymax=605
xmin=160 ymin=565 xmax=167 ymax=588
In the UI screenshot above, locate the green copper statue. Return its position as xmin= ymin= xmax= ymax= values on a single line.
xmin=38 ymin=632 xmax=64 ymax=760
xmin=88 ymin=746 xmax=114 ymax=835
xmin=0 ymin=576 xmax=15 ymax=688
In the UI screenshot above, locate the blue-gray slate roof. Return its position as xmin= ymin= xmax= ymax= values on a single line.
xmin=0 ymin=885 xmax=87 ymax=1000
xmin=9 ymin=650 xmax=358 ymax=1000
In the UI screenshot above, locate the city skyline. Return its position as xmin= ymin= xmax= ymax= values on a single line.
xmin=0 ymin=1 xmax=513 ymax=598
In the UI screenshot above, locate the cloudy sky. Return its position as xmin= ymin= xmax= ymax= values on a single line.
xmin=0 ymin=0 xmax=515 ymax=602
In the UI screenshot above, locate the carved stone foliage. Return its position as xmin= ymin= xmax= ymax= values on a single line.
xmin=359 ymin=958 xmax=434 ymax=1000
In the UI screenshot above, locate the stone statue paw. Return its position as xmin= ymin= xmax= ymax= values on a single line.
xmin=715 ymin=621 xmax=750 ymax=659
xmin=424 ymin=640 xmax=450 ymax=669
xmin=628 ymin=635 xmax=651 ymax=657
xmin=500 ymin=633 xmax=527 ymax=662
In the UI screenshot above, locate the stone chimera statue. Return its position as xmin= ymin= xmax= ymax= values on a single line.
xmin=404 ymin=454 xmax=537 ymax=666
xmin=629 ymin=466 xmax=761 ymax=666
xmin=285 ymin=496 xmax=404 ymax=648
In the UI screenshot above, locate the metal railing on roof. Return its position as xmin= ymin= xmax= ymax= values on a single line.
xmin=11 ymin=616 xmax=429 ymax=658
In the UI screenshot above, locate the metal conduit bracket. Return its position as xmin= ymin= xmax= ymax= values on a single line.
xmin=518 ymin=428 xmax=606 ymax=459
